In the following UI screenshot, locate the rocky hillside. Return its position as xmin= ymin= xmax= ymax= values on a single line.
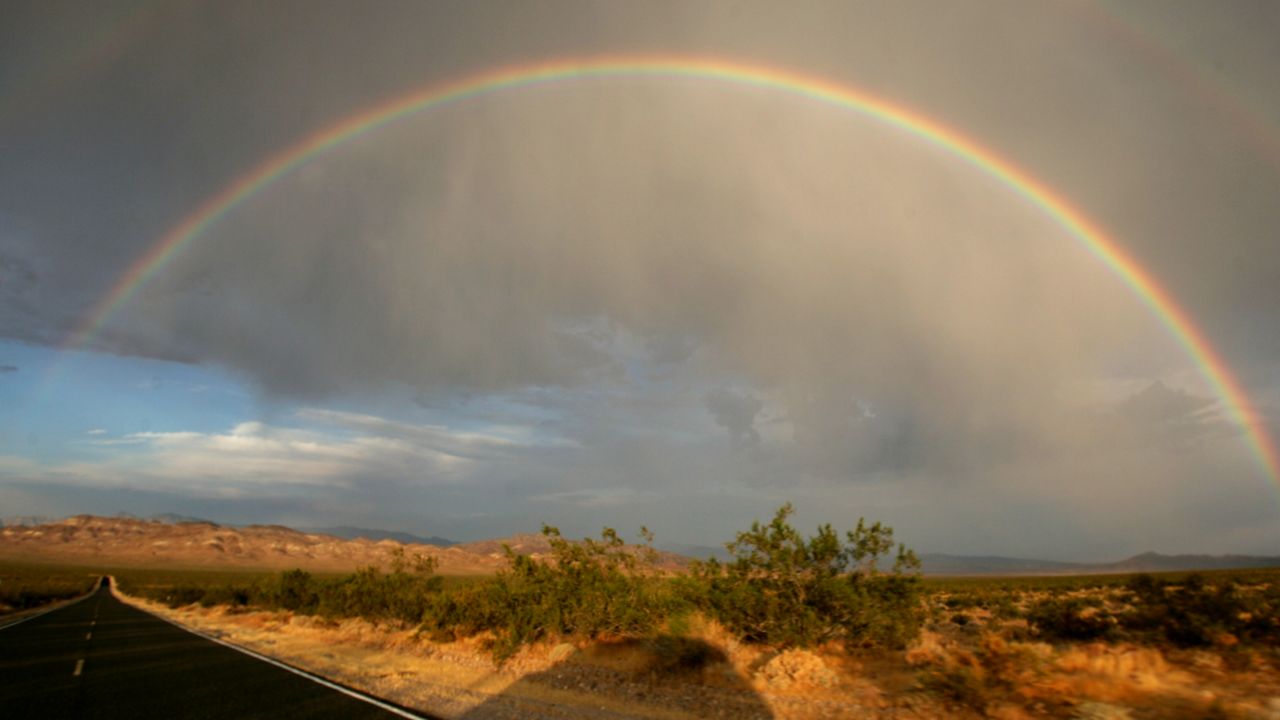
xmin=0 ymin=516 xmax=687 ymax=573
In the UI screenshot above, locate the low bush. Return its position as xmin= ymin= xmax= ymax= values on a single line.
xmin=0 ymin=566 xmax=98 ymax=613
xmin=1119 ymin=573 xmax=1270 ymax=647
xmin=422 ymin=526 xmax=674 ymax=660
xmin=249 ymin=551 xmax=443 ymax=623
xmin=1026 ymin=597 xmax=1116 ymax=641
xmin=157 ymin=585 xmax=208 ymax=608
xmin=0 ymin=584 xmax=88 ymax=610
xmin=687 ymin=503 xmax=922 ymax=649
xmin=198 ymin=584 xmax=251 ymax=608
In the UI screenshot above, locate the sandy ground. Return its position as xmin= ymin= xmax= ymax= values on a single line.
xmin=110 ymin=587 xmax=934 ymax=719
xmin=110 ymin=586 xmax=1280 ymax=720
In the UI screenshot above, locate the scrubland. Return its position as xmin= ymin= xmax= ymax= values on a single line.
xmin=0 ymin=561 xmax=98 ymax=618
xmin=25 ymin=505 xmax=1280 ymax=718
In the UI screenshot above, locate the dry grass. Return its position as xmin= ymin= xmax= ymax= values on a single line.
xmin=115 ymin=585 xmax=931 ymax=719
xmin=114 ymin=580 xmax=1280 ymax=719
xmin=905 ymin=605 xmax=1280 ymax=719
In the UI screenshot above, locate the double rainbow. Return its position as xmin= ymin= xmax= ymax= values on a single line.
xmin=61 ymin=56 xmax=1279 ymax=482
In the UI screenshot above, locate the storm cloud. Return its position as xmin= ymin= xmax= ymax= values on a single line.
xmin=1 ymin=1 xmax=1278 ymax=556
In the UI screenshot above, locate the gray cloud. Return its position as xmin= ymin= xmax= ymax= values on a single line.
xmin=0 ymin=365 xmax=16 ymax=374
xmin=704 ymin=387 xmax=763 ymax=448
xmin=1114 ymin=380 xmax=1229 ymax=446
xmin=1 ymin=1 xmax=1278 ymax=556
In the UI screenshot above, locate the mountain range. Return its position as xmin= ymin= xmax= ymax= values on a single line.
xmin=0 ymin=515 xmax=687 ymax=573
xmin=299 ymin=526 xmax=456 ymax=547
xmin=2 ymin=515 xmax=1277 ymax=575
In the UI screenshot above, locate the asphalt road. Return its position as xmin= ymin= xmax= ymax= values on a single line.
xmin=0 ymin=580 xmax=430 ymax=719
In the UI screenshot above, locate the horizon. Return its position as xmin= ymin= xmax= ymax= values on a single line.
xmin=5 ymin=510 xmax=1279 ymax=567
xmin=3 ymin=2 xmax=1280 ymax=562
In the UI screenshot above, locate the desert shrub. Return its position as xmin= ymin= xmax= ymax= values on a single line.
xmin=1121 ymin=573 xmax=1253 ymax=647
xmin=316 ymin=550 xmax=442 ymax=623
xmin=260 ymin=569 xmax=320 ymax=613
xmin=919 ymin=664 xmax=989 ymax=711
xmin=1239 ymin=581 xmax=1280 ymax=643
xmin=213 ymin=550 xmax=444 ymax=623
xmin=0 ymin=568 xmax=99 ymax=613
xmin=689 ymin=503 xmax=922 ymax=649
xmin=916 ymin=633 xmax=1047 ymax=714
xmin=0 ymin=584 xmax=88 ymax=610
xmin=421 ymin=526 xmax=673 ymax=660
xmin=157 ymin=585 xmax=208 ymax=608
xmin=1027 ymin=597 xmax=1116 ymax=641
xmin=986 ymin=594 xmax=1020 ymax=620
xmin=198 ymin=584 xmax=251 ymax=608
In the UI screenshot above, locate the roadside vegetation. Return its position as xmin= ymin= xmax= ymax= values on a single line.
xmin=111 ymin=507 xmax=1279 ymax=658
xmin=0 ymin=562 xmax=98 ymax=615
xmin=116 ymin=504 xmax=925 ymax=661
xmin=29 ymin=505 xmax=1278 ymax=717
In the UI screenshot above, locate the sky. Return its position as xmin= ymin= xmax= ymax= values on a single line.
xmin=1 ymin=0 xmax=1279 ymax=560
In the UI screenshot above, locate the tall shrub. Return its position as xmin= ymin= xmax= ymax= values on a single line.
xmin=691 ymin=503 xmax=922 ymax=648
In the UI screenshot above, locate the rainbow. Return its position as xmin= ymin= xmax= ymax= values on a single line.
xmin=1076 ymin=2 xmax=1280 ymax=172
xmin=61 ymin=55 xmax=1279 ymax=482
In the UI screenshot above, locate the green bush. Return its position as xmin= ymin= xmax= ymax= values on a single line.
xmin=688 ymin=503 xmax=922 ymax=649
xmin=0 ymin=568 xmax=98 ymax=612
xmin=316 ymin=557 xmax=443 ymax=623
xmin=244 ymin=551 xmax=443 ymax=624
xmin=1120 ymin=573 xmax=1260 ymax=647
xmin=1027 ymin=597 xmax=1116 ymax=641
xmin=0 ymin=585 xmax=86 ymax=610
xmin=422 ymin=526 xmax=673 ymax=660
xmin=262 ymin=569 xmax=320 ymax=613
xmin=158 ymin=585 xmax=208 ymax=608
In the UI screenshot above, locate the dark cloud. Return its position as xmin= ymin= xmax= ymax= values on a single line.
xmin=1116 ymin=380 xmax=1224 ymax=443
xmin=704 ymin=387 xmax=763 ymax=448
xmin=1 ymin=1 xmax=1278 ymax=556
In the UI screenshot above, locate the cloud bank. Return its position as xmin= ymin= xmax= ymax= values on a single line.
xmin=1 ymin=1 xmax=1277 ymax=555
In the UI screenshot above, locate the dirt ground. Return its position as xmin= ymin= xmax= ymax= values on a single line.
xmin=113 ymin=586 xmax=1280 ymax=719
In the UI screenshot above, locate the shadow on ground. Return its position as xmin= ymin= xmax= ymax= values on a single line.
xmin=459 ymin=636 xmax=774 ymax=719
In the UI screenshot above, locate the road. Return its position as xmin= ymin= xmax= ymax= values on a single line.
xmin=0 ymin=580 xmax=431 ymax=719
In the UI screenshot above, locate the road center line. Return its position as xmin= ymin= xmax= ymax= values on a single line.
xmin=86 ymin=631 xmax=93 ymax=640
xmin=73 ymin=659 xmax=84 ymax=676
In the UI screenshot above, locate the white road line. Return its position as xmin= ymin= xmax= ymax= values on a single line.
xmin=107 ymin=581 xmax=427 ymax=719
xmin=86 ymin=631 xmax=93 ymax=640
xmin=73 ymin=659 xmax=85 ymax=676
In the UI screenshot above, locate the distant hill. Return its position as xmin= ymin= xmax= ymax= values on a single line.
xmin=1098 ymin=551 xmax=1280 ymax=574
xmin=0 ymin=515 xmax=493 ymax=573
xmin=455 ymin=533 xmax=691 ymax=572
xmin=920 ymin=553 xmax=1088 ymax=575
xmin=919 ymin=551 xmax=1280 ymax=576
xmin=302 ymin=526 xmax=456 ymax=547
xmin=151 ymin=512 xmax=217 ymax=525
xmin=0 ymin=516 xmax=685 ymax=573
xmin=0 ymin=516 xmax=58 ymax=528
xmin=659 ymin=543 xmax=732 ymax=563
xmin=4 ymin=514 xmax=1276 ymax=576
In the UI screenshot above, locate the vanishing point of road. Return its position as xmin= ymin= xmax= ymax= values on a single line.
xmin=0 ymin=580 xmax=434 ymax=719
